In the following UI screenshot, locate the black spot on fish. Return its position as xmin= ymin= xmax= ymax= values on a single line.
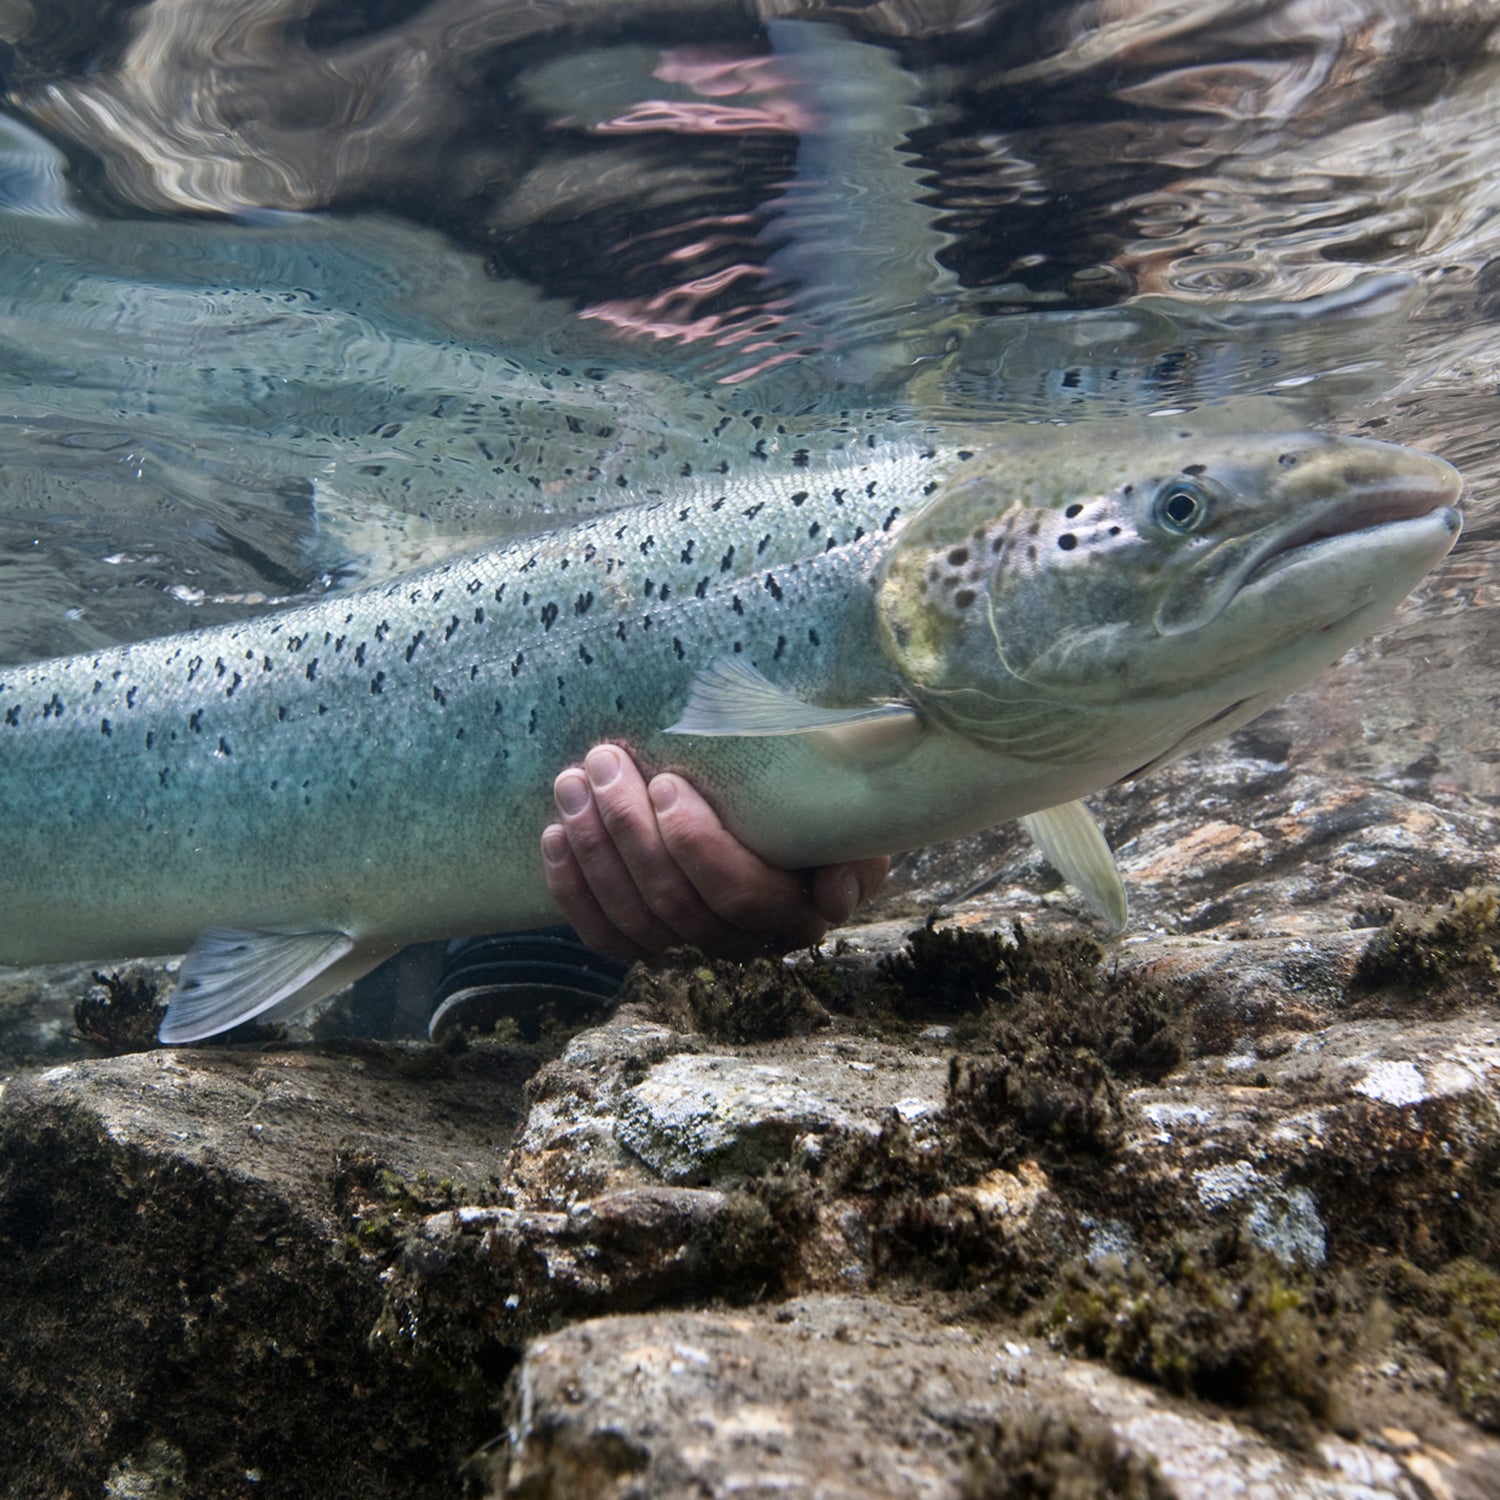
xmin=159 ymin=767 xmax=170 ymax=788
xmin=808 ymin=628 xmax=820 ymax=647
xmin=732 ymin=595 xmax=745 ymax=616
xmin=100 ymin=718 xmax=112 ymax=737
xmin=948 ymin=547 xmax=969 ymax=566
xmin=954 ymin=589 xmax=976 ymax=610
xmin=957 ymin=449 xmax=974 ymax=461
xmin=579 ymin=645 xmax=594 ymax=665
xmin=188 ymin=710 xmax=203 ymax=732
xmin=882 ymin=508 xmax=900 ymax=532
xmin=773 ymin=635 xmax=786 ymax=661
xmin=512 ymin=651 xmax=525 ymax=676
xmin=444 ymin=615 xmax=461 ymax=641
xmin=354 ymin=643 xmax=366 ymax=667
xmin=1279 ymin=451 xmax=1299 ymax=468
xmin=1065 ymin=503 xmax=1084 ymax=518
xmin=757 ymin=535 xmax=771 ymax=556
xmin=540 ymin=601 xmax=559 ymax=631
xmin=764 ymin=574 xmax=783 ymax=601
xmin=405 ymin=631 xmax=426 ymax=662
xmin=1183 ymin=462 xmax=1206 ymax=476
xmin=1058 ymin=534 xmax=1078 ymax=551
xmin=433 ymin=685 xmax=447 ymax=706
xmin=4 ymin=706 xmax=18 ymax=727
xmin=528 ymin=707 xmax=538 ymax=735
xmin=694 ymin=577 xmax=708 ymax=599
xmin=474 ymin=607 xmax=486 ymax=625
xmin=680 ymin=540 xmax=696 ymax=564
xmin=277 ymin=706 xmax=287 ymax=723
xmin=808 ymin=520 xmax=821 ymax=539
xmin=720 ymin=546 xmax=736 ymax=572
xmin=305 ymin=660 xmax=318 ymax=682
xmin=575 ymin=591 xmax=594 ymax=616
xmin=370 ymin=672 xmax=385 ymax=695
xmin=217 ymin=737 xmax=232 ymax=757
xmin=791 ymin=490 xmax=808 ymax=507
xmin=186 ymin=656 xmax=202 ymax=682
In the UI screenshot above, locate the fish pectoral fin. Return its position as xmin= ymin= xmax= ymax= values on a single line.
xmin=1019 ymin=801 xmax=1129 ymax=935
xmin=159 ymin=926 xmax=376 ymax=1044
xmin=666 ymin=655 xmax=920 ymax=743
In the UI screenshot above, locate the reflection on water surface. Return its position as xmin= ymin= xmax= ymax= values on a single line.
xmin=0 ymin=0 xmax=1495 ymax=809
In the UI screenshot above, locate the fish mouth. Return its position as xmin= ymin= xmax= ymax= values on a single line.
xmin=1240 ymin=463 xmax=1463 ymax=591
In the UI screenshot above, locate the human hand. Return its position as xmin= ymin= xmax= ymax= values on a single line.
xmin=540 ymin=743 xmax=890 ymax=962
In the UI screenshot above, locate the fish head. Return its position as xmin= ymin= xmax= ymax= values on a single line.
xmin=878 ymin=431 xmax=1462 ymax=768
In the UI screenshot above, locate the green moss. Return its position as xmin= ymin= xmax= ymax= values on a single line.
xmin=627 ymin=952 xmax=830 ymax=1043
xmin=878 ymin=918 xmax=1102 ymax=1023
xmin=1350 ymin=884 xmax=1500 ymax=1006
xmin=74 ymin=971 xmax=164 ymax=1056
xmin=878 ymin=920 xmax=1184 ymax=1083
xmin=962 ymin=1413 xmax=1172 ymax=1500
xmin=1384 ymin=1257 xmax=1500 ymax=1432
xmin=1039 ymin=1246 xmax=1351 ymax=1446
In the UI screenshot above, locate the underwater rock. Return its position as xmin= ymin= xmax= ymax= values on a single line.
xmin=488 ymin=1293 xmax=1500 ymax=1500
xmin=3 ymin=827 xmax=1500 ymax=1494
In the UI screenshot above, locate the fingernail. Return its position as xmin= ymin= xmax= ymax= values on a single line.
xmin=555 ymin=769 xmax=589 ymax=817
xmin=585 ymin=744 xmax=622 ymax=788
xmin=834 ymin=870 xmax=860 ymax=922
xmin=541 ymin=825 xmax=570 ymax=866
xmin=648 ymin=776 xmax=678 ymax=813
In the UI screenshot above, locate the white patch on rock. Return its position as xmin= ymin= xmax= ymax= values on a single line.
xmin=1352 ymin=1059 xmax=1428 ymax=1106
xmin=1246 ymin=1185 xmax=1326 ymax=1267
xmin=1194 ymin=1159 xmax=1265 ymax=1208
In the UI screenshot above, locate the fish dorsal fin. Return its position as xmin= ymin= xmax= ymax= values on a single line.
xmin=666 ymin=656 xmax=919 ymax=740
xmin=159 ymin=926 xmax=368 ymax=1044
xmin=1019 ymin=801 xmax=1129 ymax=935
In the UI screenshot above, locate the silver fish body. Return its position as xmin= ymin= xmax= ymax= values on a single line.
xmin=0 ymin=428 xmax=1462 ymax=1040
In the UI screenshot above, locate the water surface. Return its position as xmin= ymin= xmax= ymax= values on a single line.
xmin=0 ymin=0 xmax=1495 ymax=865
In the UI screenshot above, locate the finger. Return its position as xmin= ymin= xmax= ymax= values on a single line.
xmin=550 ymin=758 xmax=682 ymax=954
xmin=812 ymin=856 xmax=891 ymax=926
xmin=582 ymin=746 xmax=746 ymax=952
xmin=648 ymin=772 xmax=831 ymax=952
xmin=540 ymin=821 xmax=654 ymax=961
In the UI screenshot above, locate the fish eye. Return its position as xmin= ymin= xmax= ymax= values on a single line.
xmin=1155 ymin=479 xmax=1209 ymax=534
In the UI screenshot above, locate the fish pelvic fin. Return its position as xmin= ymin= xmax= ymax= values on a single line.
xmin=1019 ymin=801 xmax=1129 ymax=935
xmin=159 ymin=926 xmax=387 ymax=1044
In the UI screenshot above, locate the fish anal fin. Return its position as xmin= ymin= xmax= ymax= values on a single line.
xmin=159 ymin=926 xmax=386 ymax=1044
xmin=1019 ymin=800 xmax=1129 ymax=935
xmin=666 ymin=656 xmax=920 ymax=754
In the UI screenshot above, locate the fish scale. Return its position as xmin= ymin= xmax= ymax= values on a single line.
xmin=0 ymin=440 xmax=962 ymax=967
xmin=0 ymin=426 xmax=1462 ymax=1042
